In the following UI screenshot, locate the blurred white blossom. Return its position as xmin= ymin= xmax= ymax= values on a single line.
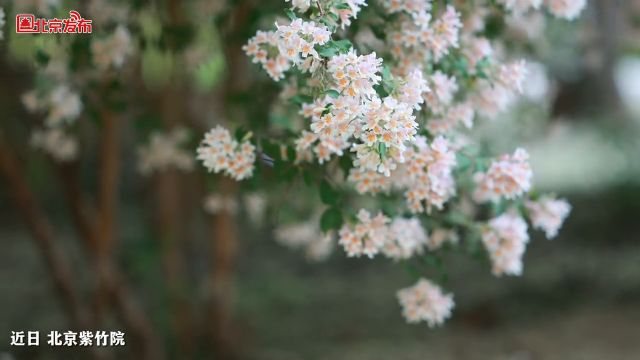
xmin=482 ymin=212 xmax=530 ymax=276
xmin=545 ymin=0 xmax=587 ymax=20
xmin=526 ymin=196 xmax=571 ymax=239
xmin=31 ymin=128 xmax=78 ymax=162
xmin=397 ymin=278 xmax=454 ymax=326
xmin=203 ymin=194 xmax=239 ymax=215
xmin=92 ymin=26 xmax=133 ymax=70
xmin=138 ymin=127 xmax=194 ymax=175
xmin=274 ymin=221 xmax=334 ymax=262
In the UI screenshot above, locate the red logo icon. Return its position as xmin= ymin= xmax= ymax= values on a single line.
xmin=16 ymin=11 xmax=92 ymax=34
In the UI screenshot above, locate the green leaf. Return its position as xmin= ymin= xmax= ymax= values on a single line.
xmin=316 ymin=45 xmax=338 ymax=58
xmin=333 ymin=39 xmax=353 ymax=52
xmin=382 ymin=65 xmax=393 ymax=83
xmin=285 ymin=9 xmax=297 ymax=21
xmin=291 ymin=94 xmax=314 ymax=105
xmin=325 ymin=89 xmax=340 ymax=99
xmin=378 ymin=142 xmax=387 ymax=158
xmin=320 ymin=207 xmax=343 ymax=232
xmin=338 ymin=154 xmax=353 ymax=175
xmin=319 ymin=180 xmax=339 ymax=206
xmin=303 ymin=169 xmax=315 ymax=186
xmin=335 ymin=3 xmax=351 ymax=10
xmin=261 ymin=139 xmax=280 ymax=159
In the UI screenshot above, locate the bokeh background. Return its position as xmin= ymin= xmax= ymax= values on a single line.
xmin=1 ymin=0 xmax=640 ymax=359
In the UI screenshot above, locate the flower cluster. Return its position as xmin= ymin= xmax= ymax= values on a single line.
xmin=296 ymin=49 xmax=429 ymax=177
xmin=274 ymin=221 xmax=334 ymax=261
xmin=30 ymin=128 xmax=78 ymax=162
xmin=23 ymin=86 xmax=83 ymax=127
xmin=327 ymin=50 xmax=382 ymax=99
xmin=91 ymin=25 xmax=133 ymax=70
xmin=424 ymin=71 xmax=458 ymax=114
xmin=338 ymin=209 xmax=390 ymax=258
xmin=239 ymin=0 xmax=583 ymax=326
xmin=498 ymin=0 xmax=586 ymax=20
xmin=402 ymin=136 xmax=457 ymax=213
xmin=386 ymin=4 xmax=463 ymax=64
xmin=347 ymin=167 xmax=392 ymax=194
xmin=482 ymin=212 xmax=530 ymax=276
xmin=474 ymin=148 xmax=533 ymax=203
xmin=138 ymin=127 xmax=194 ymax=175
xmin=287 ymin=0 xmax=367 ymax=29
xmin=526 ymin=196 xmax=572 ymax=239
xmin=203 ymin=193 xmax=239 ymax=215
xmin=426 ymin=102 xmax=475 ymax=135
xmin=426 ymin=228 xmax=459 ymax=251
xmin=196 ymin=125 xmax=256 ymax=181
xmin=545 ymin=0 xmax=587 ymax=20
xmin=382 ymin=217 xmax=428 ymax=260
xmin=498 ymin=0 xmax=543 ymax=14
xmin=242 ymin=19 xmax=331 ymax=80
xmin=397 ymin=278 xmax=454 ymax=326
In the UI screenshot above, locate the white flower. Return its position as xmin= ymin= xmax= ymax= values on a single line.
xmin=327 ymin=49 xmax=383 ymax=99
xmin=498 ymin=0 xmax=543 ymax=14
xmin=47 ymin=86 xmax=83 ymax=126
xmin=403 ymin=136 xmax=457 ymax=213
xmin=22 ymin=91 xmax=42 ymax=113
xmin=474 ymin=148 xmax=533 ymax=203
xmin=396 ymin=69 xmax=430 ymax=110
xmin=545 ymin=0 xmax=586 ymax=20
xmin=382 ymin=217 xmax=428 ymax=260
xmin=525 ymin=196 xmax=571 ymax=239
xmin=348 ymin=167 xmax=392 ymax=194
xmin=506 ymin=12 xmax=546 ymax=40
xmin=496 ymin=60 xmax=528 ymax=94
xmin=427 ymin=102 xmax=475 ymax=134
xmin=196 ymin=125 xmax=256 ymax=181
xmin=382 ymin=0 xmax=432 ymax=14
xmin=274 ymin=221 xmax=334 ymax=261
xmin=461 ymin=36 xmax=493 ymax=72
xmin=92 ymin=25 xmax=133 ymax=70
xmin=203 ymin=194 xmax=239 ymax=215
xmin=243 ymin=20 xmax=331 ymax=81
xmin=338 ymin=209 xmax=390 ymax=258
xmin=482 ymin=212 xmax=529 ymax=276
xmin=329 ymin=0 xmax=368 ymax=29
xmin=427 ymin=228 xmax=459 ymax=250
xmin=471 ymin=80 xmax=516 ymax=118
xmin=397 ymin=278 xmax=454 ymax=326
xmin=243 ymin=193 xmax=267 ymax=225
xmin=138 ymin=127 xmax=194 ymax=175
xmin=286 ymin=0 xmax=311 ymax=12
xmin=31 ymin=128 xmax=78 ymax=162
xmin=425 ymin=71 xmax=458 ymax=114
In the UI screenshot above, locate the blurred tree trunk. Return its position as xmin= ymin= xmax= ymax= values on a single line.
xmin=553 ymin=0 xmax=625 ymax=119
xmin=208 ymin=179 xmax=240 ymax=359
xmin=156 ymin=86 xmax=195 ymax=357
